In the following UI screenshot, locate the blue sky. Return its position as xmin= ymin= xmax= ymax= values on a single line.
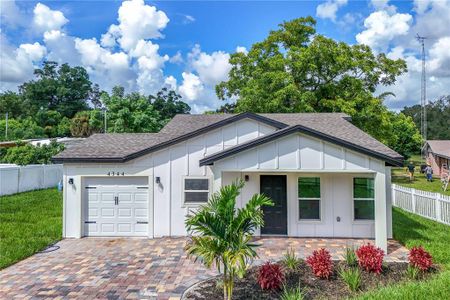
xmin=1 ymin=1 xmax=449 ymax=112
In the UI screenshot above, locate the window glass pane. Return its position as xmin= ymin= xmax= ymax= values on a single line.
xmin=353 ymin=178 xmax=374 ymax=198
xmin=185 ymin=192 xmax=209 ymax=203
xmin=299 ymin=200 xmax=320 ymax=220
xmin=298 ymin=178 xmax=320 ymax=198
xmin=185 ymin=179 xmax=209 ymax=191
xmin=354 ymin=200 xmax=374 ymax=220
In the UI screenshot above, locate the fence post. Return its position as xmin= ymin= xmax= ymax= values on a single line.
xmin=411 ymin=188 xmax=416 ymax=213
xmin=392 ymin=184 xmax=396 ymax=206
xmin=436 ymin=193 xmax=442 ymax=223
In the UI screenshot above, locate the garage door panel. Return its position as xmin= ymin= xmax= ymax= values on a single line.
xmin=118 ymin=208 xmax=132 ymax=217
xmin=118 ymin=193 xmax=132 ymax=203
xmin=88 ymin=208 xmax=98 ymax=218
xmin=84 ymin=177 xmax=149 ymax=237
xmin=135 ymin=193 xmax=147 ymax=202
xmin=101 ymin=208 xmax=115 ymax=217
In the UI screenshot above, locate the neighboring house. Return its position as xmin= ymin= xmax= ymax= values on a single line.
xmin=423 ymin=140 xmax=450 ymax=176
xmin=53 ymin=113 xmax=403 ymax=252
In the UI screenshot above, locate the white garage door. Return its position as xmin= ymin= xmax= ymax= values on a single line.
xmin=83 ymin=177 xmax=150 ymax=237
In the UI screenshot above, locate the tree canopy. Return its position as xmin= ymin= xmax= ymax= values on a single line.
xmin=0 ymin=61 xmax=191 ymax=141
xmin=216 ymin=17 xmax=421 ymax=158
xmin=402 ymin=96 xmax=450 ymax=140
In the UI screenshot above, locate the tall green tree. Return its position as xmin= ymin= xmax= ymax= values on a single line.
xmin=19 ymin=61 xmax=91 ymax=118
xmin=185 ymin=181 xmax=273 ymax=300
xmin=216 ymin=17 xmax=420 ymax=157
xmin=103 ymin=87 xmax=161 ymax=133
xmin=0 ymin=92 xmax=29 ymax=119
xmin=0 ymin=118 xmax=45 ymax=142
xmin=402 ymin=95 xmax=450 ymax=140
xmin=70 ymin=110 xmax=104 ymax=137
xmin=148 ymin=87 xmax=190 ymax=123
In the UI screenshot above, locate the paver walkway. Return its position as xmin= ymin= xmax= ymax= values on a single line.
xmin=0 ymin=237 xmax=408 ymax=299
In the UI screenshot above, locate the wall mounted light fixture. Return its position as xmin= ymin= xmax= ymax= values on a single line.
xmin=244 ymin=175 xmax=250 ymax=182
xmin=155 ymin=176 xmax=161 ymax=184
xmin=68 ymin=178 xmax=74 ymax=184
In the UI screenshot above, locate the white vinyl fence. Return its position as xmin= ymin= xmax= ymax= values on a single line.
xmin=392 ymin=184 xmax=450 ymax=225
xmin=0 ymin=164 xmax=63 ymax=196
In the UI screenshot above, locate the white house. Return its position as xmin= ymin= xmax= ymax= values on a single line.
xmin=53 ymin=113 xmax=403 ymax=252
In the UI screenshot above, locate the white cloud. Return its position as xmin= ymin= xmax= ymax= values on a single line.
xmin=356 ymin=10 xmax=412 ymax=52
xmin=169 ymin=51 xmax=184 ymax=64
xmin=316 ymin=0 xmax=348 ymax=22
xmin=164 ymin=76 xmax=177 ymax=90
xmin=188 ymin=44 xmax=231 ymax=86
xmin=236 ymin=46 xmax=248 ymax=54
xmin=0 ymin=35 xmax=45 ymax=87
xmin=19 ymin=42 xmax=47 ymax=61
xmin=33 ymin=3 xmax=68 ymax=32
xmin=102 ymin=0 xmax=169 ymax=51
xmin=183 ymin=15 xmax=196 ymax=24
xmin=0 ymin=0 xmax=27 ymax=28
xmin=178 ymin=72 xmax=204 ymax=102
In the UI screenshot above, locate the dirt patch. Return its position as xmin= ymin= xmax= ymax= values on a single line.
xmin=184 ymin=261 xmax=435 ymax=300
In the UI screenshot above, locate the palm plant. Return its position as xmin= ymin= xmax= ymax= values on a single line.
xmin=185 ymin=180 xmax=273 ymax=300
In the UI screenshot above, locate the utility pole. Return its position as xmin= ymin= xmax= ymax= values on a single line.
xmin=103 ymin=107 xmax=107 ymax=133
xmin=5 ymin=112 xmax=8 ymax=140
xmin=416 ymin=34 xmax=427 ymax=148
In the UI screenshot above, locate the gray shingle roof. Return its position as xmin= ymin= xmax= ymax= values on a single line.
xmin=53 ymin=113 xmax=402 ymax=164
xmin=426 ymin=140 xmax=450 ymax=159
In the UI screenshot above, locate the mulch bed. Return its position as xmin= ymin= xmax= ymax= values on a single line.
xmin=184 ymin=260 xmax=435 ymax=299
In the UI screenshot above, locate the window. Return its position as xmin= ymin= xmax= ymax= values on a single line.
xmin=184 ymin=178 xmax=210 ymax=204
xmin=298 ymin=177 xmax=321 ymax=220
xmin=353 ymin=178 xmax=375 ymax=220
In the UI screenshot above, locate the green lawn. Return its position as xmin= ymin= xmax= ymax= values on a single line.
xmin=356 ymin=208 xmax=450 ymax=299
xmin=392 ymin=154 xmax=449 ymax=196
xmin=0 ymin=188 xmax=62 ymax=269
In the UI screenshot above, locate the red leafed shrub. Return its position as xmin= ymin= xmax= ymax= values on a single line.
xmin=356 ymin=244 xmax=384 ymax=274
xmin=409 ymin=246 xmax=433 ymax=271
xmin=306 ymin=248 xmax=333 ymax=279
xmin=258 ymin=262 xmax=285 ymax=290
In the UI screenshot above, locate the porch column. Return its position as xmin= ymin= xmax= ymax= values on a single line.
xmin=385 ymin=167 xmax=393 ymax=239
xmin=375 ymin=170 xmax=387 ymax=252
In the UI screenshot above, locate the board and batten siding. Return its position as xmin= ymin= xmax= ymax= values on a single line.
xmin=62 ymin=118 xmax=277 ymax=238
xmin=213 ymin=133 xmax=386 ymax=172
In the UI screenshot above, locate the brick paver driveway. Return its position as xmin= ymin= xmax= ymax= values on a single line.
xmin=0 ymin=237 xmax=408 ymax=299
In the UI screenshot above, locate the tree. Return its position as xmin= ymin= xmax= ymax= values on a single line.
xmin=389 ymin=112 xmax=423 ymax=158
xmin=216 ymin=17 xmax=412 ymax=153
xmin=70 ymin=110 xmax=103 ymax=137
xmin=35 ymin=110 xmax=63 ymax=137
xmin=0 ymin=141 xmax=64 ymax=165
xmin=402 ymin=95 xmax=450 ymax=140
xmin=185 ymin=181 xmax=273 ymax=300
xmin=103 ymin=88 xmax=161 ymax=133
xmin=0 ymin=118 xmax=45 ymax=142
xmin=149 ymin=87 xmax=190 ymax=123
xmin=0 ymin=91 xmax=29 ymax=119
xmin=19 ymin=61 xmax=91 ymax=118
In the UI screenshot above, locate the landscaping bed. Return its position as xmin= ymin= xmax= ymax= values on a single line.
xmin=184 ymin=256 xmax=436 ymax=300
xmin=185 ymin=260 xmax=434 ymax=300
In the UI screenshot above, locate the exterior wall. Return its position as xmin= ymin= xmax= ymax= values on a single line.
xmin=214 ymin=133 xmax=384 ymax=172
xmin=222 ymin=172 xmax=376 ymax=238
xmin=425 ymin=146 xmax=449 ymax=176
xmin=63 ymin=118 xmax=277 ymax=238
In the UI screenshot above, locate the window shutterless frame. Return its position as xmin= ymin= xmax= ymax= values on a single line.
xmin=352 ymin=177 xmax=375 ymax=221
xmin=297 ymin=177 xmax=321 ymax=221
xmin=182 ymin=176 xmax=211 ymax=205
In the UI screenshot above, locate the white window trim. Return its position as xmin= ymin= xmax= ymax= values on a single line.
xmin=352 ymin=177 xmax=375 ymax=223
xmin=297 ymin=176 xmax=322 ymax=222
xmin=182 ymin=176 xmax=212 ymax=206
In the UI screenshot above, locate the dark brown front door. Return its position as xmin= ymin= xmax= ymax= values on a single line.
xmin=260 ymin=175 xmax=287 ymax=235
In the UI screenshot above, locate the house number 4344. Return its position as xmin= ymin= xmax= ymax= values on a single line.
xmin=107 ymin=171 xmax=125 ymax=176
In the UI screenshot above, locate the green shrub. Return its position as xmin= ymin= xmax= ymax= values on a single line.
xmin=0 ymin=141 xmax=64 ymax=165
xmin=344 ymin=247 xmax=358 ymax=267
xmin=280 ymin=286 xmax=306 ymax=300
xmin=338 ymin=266 xmax=362 ymax=292
xmin=406 ymin=265 xmax=420 ymax=280
xmin=282 ymin=248 xmax=301 ymax=272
